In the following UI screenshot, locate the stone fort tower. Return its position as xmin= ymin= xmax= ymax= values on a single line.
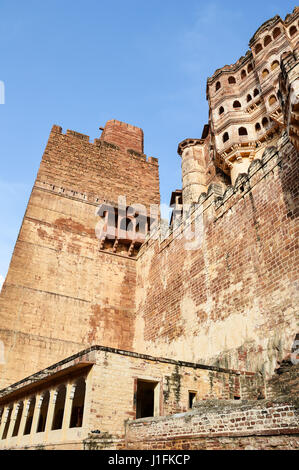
xmin=0 ymin=8 xmax=299 ymax=449
xmin=0 ymin=9 xmax=298 ymax=450
xmin=0 ymin=120 xmax=160 ymax=389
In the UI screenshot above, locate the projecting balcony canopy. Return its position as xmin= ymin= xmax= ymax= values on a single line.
xmin=0 ymin=353 xmax=95 ymax=406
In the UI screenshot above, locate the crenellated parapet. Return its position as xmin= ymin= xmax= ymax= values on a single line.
xmin=142 ymin=130 xmax=292 ymax=265
xmin=50 ymin=123 xmax=158 ymax=166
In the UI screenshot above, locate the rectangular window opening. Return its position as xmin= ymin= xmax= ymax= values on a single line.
xmin=136 ymin=380 xmax=159 ymax=419
xmin=188 ymin=391 xmax=197 ymax=409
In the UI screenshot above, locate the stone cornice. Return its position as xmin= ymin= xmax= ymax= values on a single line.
xmin=207 ymin=51 xmax=252 ymax=85
xmin=177 ymin=138 xmax=205 ymax=156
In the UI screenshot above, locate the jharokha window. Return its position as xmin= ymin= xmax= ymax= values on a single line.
xmin=271 ymin=60 xmax=279 ymax=71
xmin=269 ymin=95 xmax=277 ymax=106
xmin=273 ymin=27 xmax=281 ymax=39
xmin=264 ymin=35 xmax=272 ymax=47
xmin=233 ymin=100 xmax=241 ymax=108
xmin=255 ymin=43 xmax=262 ymax=54
xmin=223 ymin=132 xmax=229 ymax=143
xmin=289 ymin=25 xmax=297 ymax=37
xmin=238 ymin=127 xmax=248 ymax=136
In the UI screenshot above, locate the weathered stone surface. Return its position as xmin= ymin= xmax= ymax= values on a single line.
xmin=0 ymin=8 xmax=298 ymax=451
xmin=0 ymin=121 xmax=160 ymax=389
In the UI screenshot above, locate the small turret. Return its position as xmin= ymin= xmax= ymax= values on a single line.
xmin=178 ymin=138 xmax=209 ymax=205
xmin=100 ymin=119 xmax=144 ymax=153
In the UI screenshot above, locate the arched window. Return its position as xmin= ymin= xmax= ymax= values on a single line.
xmin=223 ymin=132 xmax=229 ymax=143
xmin=215 ymin=81 xmax=221 ymax=91
xmin=262 ymin=69 xmax=270 ymax=79
xmin=52 ymin=386 xmax=66 ymax=430
xmin=273 ymin=27 xmax=281 ymax=39
xmin=219 ymin=106 xmax=224 ymax=115
xmin=262 ymin=117 xmax=269 ymax=128
xmin=264 ymin=35 xmax=272 ymax=47
xmin=253 ymin=88 xmax=260 ymax=97
xmin=241 ymin=69 xmax=246 ymax=80
xmin=269 ymin=95 xmax=277 ymax=106
xmin=233 ymin=100 xmax=241 ymax=108
xmin=247 ymin=94 xmax=252 ymax=102
xmin=228 ymin=76 xmax=236 ymax=84
xmin=255 ymin=43 xmax=262 ymax=54
xmin=290 ymin=26 xmax=297 ymax=37
xmin=238 ymin=127 xmax=248 ymax=136
xmin=247 ymin=64 xmax=253 ymax=73
xmin=70 ymin=378 xmax=86 ymax=428
xmin=255 ymin=123 xmax=261 ymax=132
xmin=271 ymin=60 xmax=279 ymax=70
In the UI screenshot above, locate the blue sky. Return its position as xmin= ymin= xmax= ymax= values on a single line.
xmin=0 ymin=0 xmax=296 ymax=283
